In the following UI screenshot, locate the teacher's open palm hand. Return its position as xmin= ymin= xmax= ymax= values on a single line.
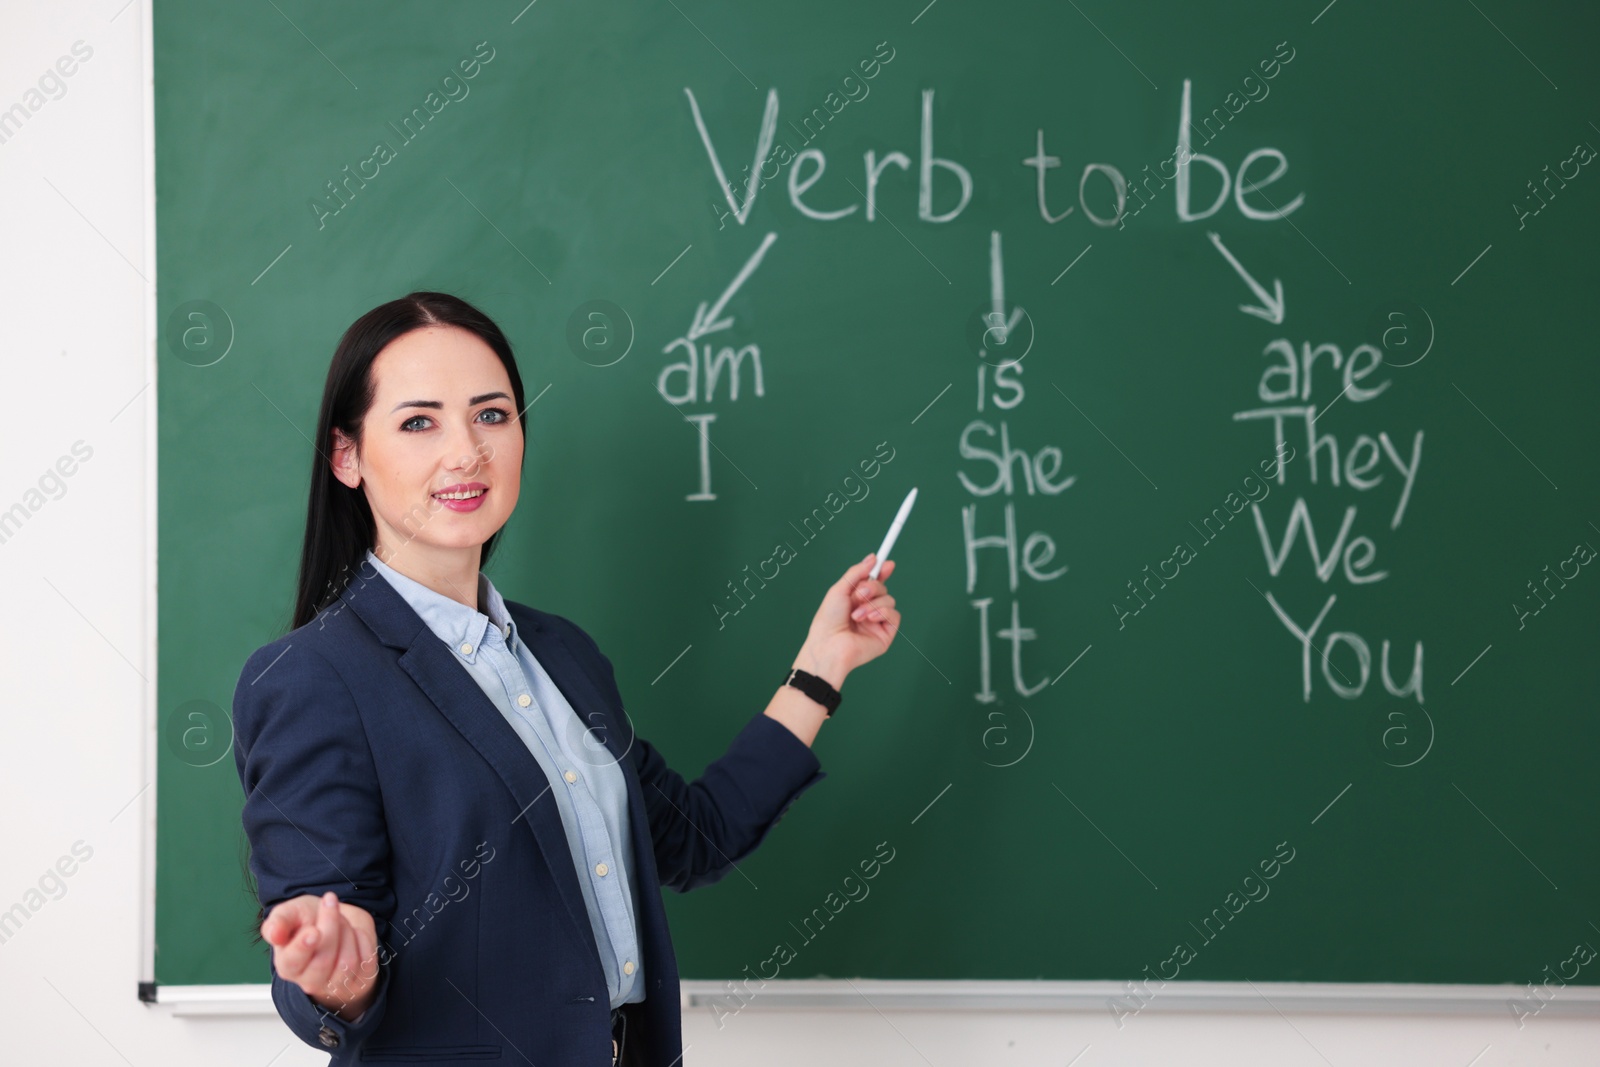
xmin=264 ymin=891 xmax=380 ymax=1022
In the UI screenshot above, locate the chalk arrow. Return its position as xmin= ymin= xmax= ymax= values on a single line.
xmin=685 ymin=231 xmax=778 ymax=342
xmin=1207 ymin=231 xmax=1285 ymax=325
xmin=988 ymin=230 xmax=1024 ymax=345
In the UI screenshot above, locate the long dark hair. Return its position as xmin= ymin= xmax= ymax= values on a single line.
xmin=290 ymin=291 xmax=527 ymax=632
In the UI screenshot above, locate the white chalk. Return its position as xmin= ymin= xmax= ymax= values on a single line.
xmin=869 ymin=488 xmax=917 ymax=580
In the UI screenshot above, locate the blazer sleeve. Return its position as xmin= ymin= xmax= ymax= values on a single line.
xmin=232 ymin=640 xmax=397 ymax=1052
xmin=562 ymin=617 xmax=827 ymax=892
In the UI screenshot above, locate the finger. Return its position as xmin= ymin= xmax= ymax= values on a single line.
xmin=262 ymin=903 xmax=294 ymax=946
xmin=868 ymin=608 xmax=902 ymax=643
xmin=340 ymin=902 xmax=377 ymax=950
xmin=336 ymin=901 xmax=380 ymax=983
xmin=313 ymin=891 xmax=341 ymax=959
xmin=350 ymin=914 xmax=380 ymax=982
xmin=302 ymin=892 xmax=343 ymax=991
xmin=336 ymin=912 xmax=359 ymax=985
xmin=835 ymin=554 xmax=879 ymax=593
xmin=852 ymin=577 xmax=885 ymax=602
xmin=854 ymin=558 xmax=896 ymax=595
xmin=853 ymin=559 xmax=896 ymax=595
xmin=274 ymin=912 xmax=319 ymax=983
xmin=329 ymin=919 xmax=362 ymax=1003
xmin=859 ymin=612 xmax=899 ymax=649
xmin=266 ymin=898 xmax=319 ymax=982
xmin=264 ymin=896 xmax=315 ymax=947
xmin=851 ymin=594 xmax=895 ymax=621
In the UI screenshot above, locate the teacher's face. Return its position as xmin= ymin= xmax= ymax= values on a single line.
xmin=333 ymin=324 xmax=522 ymax=565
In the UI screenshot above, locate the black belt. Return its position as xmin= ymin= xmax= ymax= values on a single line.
xmin=609 ymin=1004 xmax=629 ymax=1066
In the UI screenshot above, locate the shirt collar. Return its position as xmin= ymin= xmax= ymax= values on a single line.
xmin=363 ymin=549 xmax=517 ymax=661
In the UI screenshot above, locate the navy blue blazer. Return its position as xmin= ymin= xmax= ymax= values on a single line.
xmin=232 ymin=562 xmax=827 ymax=1065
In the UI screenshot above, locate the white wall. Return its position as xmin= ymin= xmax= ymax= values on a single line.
xmin=0 ymin=2 xmax=1593 ymax=1063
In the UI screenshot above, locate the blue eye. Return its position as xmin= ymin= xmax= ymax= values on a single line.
xmin=399 ymin=408 xmax=512 ymax=432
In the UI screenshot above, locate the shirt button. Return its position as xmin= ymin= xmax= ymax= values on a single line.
xmin=459 ymin=642 xmax=473 ymax=656
xmin=623 ymin=961 xmax=635 ymax=976
xmin=518 ymin=694 xmax=532 ymax=707
xmin=595 ymin=862 xmax=609 ymax=877
xmin=564 ymin=770 xmax=577 ymax=783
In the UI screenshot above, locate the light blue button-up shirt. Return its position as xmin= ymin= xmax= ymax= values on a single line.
xmin=365 ymin=550 xmax=645 ymax=1008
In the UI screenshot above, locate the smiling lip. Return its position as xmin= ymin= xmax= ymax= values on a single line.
xmin=432 ymin=483 xmax=489 ymax=513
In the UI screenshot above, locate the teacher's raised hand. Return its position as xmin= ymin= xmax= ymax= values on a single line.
xmin=263 ymin=890 xmax=380 ymax=1022
xmin=796 ymin=552 xmax=900 ymax=684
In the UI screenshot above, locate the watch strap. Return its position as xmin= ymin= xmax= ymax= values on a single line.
xmin=784 ymin=667 xmax=841 ymax=716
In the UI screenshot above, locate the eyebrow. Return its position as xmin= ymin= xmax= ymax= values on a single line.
xmin=390 ymin=391 xmax=512 ymax=414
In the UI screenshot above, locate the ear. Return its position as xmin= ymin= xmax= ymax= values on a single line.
xmin=330 ymin=427 xmax=362 ymax=489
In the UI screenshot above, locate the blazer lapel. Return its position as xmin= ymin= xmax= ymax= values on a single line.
xmin=339 ymin=563 xmax=594 ymax=949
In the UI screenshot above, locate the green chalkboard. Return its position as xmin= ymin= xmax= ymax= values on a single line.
xmin=155 ymin=0 xmax=1600 ymax=993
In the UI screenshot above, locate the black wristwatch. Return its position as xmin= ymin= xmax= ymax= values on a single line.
xmin=783 ymin=667 xmax=842 ymax=717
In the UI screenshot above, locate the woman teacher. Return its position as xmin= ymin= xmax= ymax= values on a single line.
xmin=231 ymin=292 xmax=901 ymax=1066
